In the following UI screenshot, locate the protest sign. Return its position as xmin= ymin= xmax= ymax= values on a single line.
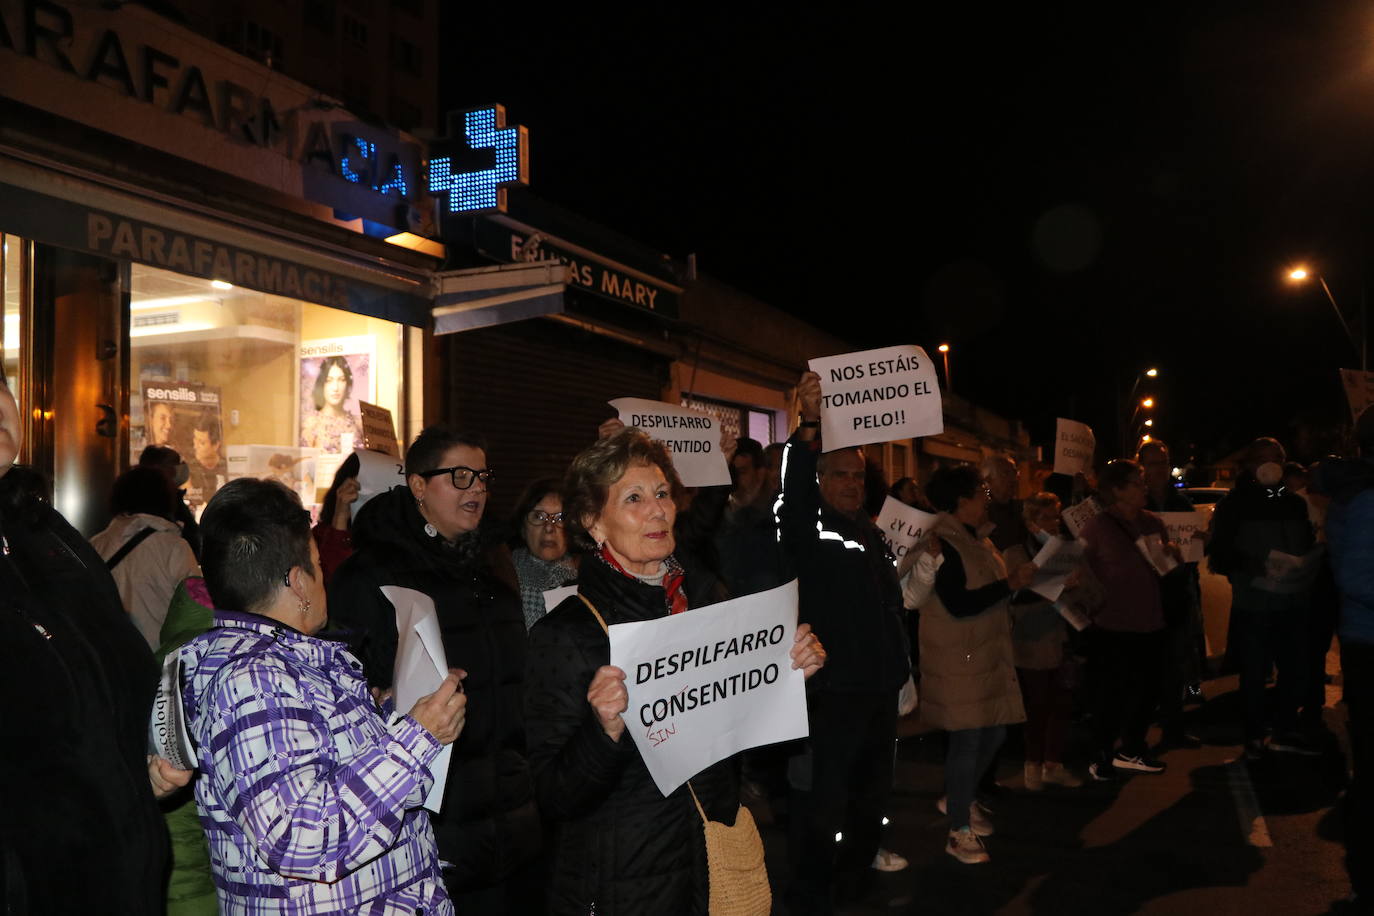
xmin=875 ymin=496 xmax=939 ymax=561
xmin=1253 ymin=547 xmax=1325 ymax=595
xmin=1061 ymin=497 xmax=1102 ymax=538
xmin=1028 ymin=536 xmax=1086 ymax=603
xmin=382 ymin=586 xmax=452 ymax=813
xmin=609 ymin=398 xmax=731 ymax=488
xmin=1158 ymin=510 xmax=1207 ymax=564
xmin=807 ymin=345 xmax=943 ymax=451
xmin=358 ymin=401 xmax=400 ymax=456
xmin=353 ymin=448 xmax=404 ymax=518
xmin=1136 ymin=534 xmax=1179 ymax=577
xmin=1052 ymin=418 xmax=1095 ymax=476
xmin=609 ymin=580 xmax=809 ymax=796
xmin=1341 ymin=369 xmax=1374 ymax=423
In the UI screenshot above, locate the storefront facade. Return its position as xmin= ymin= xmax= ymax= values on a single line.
xmin=0 ymin=0 xmax=440 ymax=532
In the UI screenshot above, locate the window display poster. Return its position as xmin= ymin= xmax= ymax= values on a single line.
xmin=299 ymin=336 xmax=375 ymax=454
xmin=227 ymin=445 xmax=320 ymax=508
xmin=141 ymin=380 xmax=225 ymax=507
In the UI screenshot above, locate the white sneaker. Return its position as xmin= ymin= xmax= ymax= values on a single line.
xmin=871 ymin=848 xmax=909 ymax=872
xmin=946 ymin=827 xmax=990 ymax=864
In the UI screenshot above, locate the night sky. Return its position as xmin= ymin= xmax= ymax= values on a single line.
xmin=441 ymin=4 xmax=1374 ymax=467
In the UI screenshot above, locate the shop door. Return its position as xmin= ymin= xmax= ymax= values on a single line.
xmin=444 ymin=320 xmax=668 ymax=520
xmin=29 ymin=245 xmax=127 ymax=535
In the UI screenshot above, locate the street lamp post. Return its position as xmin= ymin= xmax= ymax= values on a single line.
xmin=1118 ymin=367 xmax=1159 ymax=457
xmin=1288 ymin=266 xmax=1366 ymax=371
xmin=938 ymin=343 xmax=951 ymax=393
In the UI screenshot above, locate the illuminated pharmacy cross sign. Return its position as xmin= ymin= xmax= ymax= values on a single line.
xmin=427 ymin=105 xmax=529 ymax=213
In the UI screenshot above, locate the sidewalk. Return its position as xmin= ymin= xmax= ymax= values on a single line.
xmin=754 ymin=672 xmax=1352 ymax=915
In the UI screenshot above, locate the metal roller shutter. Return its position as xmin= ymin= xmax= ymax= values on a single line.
xmin=443 ymin=319 xmax=669 ymax=522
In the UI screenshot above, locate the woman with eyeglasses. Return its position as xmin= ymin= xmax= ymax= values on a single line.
xmin=510 ymin=477 xmax=578 ymax=630
xmin=327 ymin=426 xmax=541 ymax=913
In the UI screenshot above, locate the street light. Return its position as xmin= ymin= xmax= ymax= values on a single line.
xmin=1118 ymin=367 xmax=1161 ymax=456
xmin=1141 ymin=397 xmax=1154 ymax=409
xmin=1287 ymin=264 xmax=1365 ymax=370
xmin=937 ymin=343 xmax=951 ymax=392
xmin=1144 ymin=418 xmax=1154 ymax=427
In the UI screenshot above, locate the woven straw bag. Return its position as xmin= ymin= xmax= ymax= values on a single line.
xmin=580 ymin=594 xmax=771 ymax=915
xmin=687 ymin=782 xmax=772 ymax=915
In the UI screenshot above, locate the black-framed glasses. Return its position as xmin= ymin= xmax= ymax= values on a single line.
xmin=418 ymin=465 xmax=493 ymax=490
xmin=526 ymin=509 xmax=565 ymax=528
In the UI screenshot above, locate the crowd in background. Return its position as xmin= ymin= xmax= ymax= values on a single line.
xmin=1 ymin=366 xmax=1371 ymax=915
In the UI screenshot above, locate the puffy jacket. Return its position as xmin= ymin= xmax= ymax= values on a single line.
xmin=917 ymin=514 xmax=1025 ymax=731
xmin=526 ymin=553 xmax=738 ymax=916
xmin=326 ymin=486 xmax=540 ymax=891
xmin=773 ymin=435 xmax=908 ymax=693
xmin=0 ymin=469 xmax=168 ymax=913
xmin=1207 ymin=477 xmax=1315 ymax=612
xmin=1320 ymin=458 xmax=1374 ymax=645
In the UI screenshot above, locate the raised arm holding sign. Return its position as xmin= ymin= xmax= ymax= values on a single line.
xmin=807 ymin=345 xmax=944 ymax=451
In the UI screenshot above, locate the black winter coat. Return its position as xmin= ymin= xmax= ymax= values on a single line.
xmin=0 ymin=469 xmax=168 ymax=912
xmin=526 ymin=553 xmax=740 ymax=916
xmin=326 ymin=485 xmax=540 ymax=891
xmin=775 ymin=435 xmax=909 ymax=694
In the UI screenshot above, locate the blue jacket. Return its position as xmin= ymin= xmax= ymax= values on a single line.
xmin=1320 ymin=458 xmax=1374 ymax=645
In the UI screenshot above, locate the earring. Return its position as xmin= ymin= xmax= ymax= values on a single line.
xmin=299 ymin=598 xmax=311 ymax=615
xmin=424 ymin=522 xmax=438 ymax=538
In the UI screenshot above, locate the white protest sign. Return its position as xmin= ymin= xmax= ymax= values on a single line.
xmin=543 ymin=584 xmax=579 ymax=614
xmin=875 ymin=496 xmax=939 ymax=561
xmin=1340 ymin=369 xmax=1374 ymax=423
xmin=1061 ymin=497 xmax=1102 ymax=538
xmin=352 ymin=448 xmax=405 ymax=519
xmin=609 ymin=580 xmax=808 ymax=796
xmin=610 ymin=398 xmax=731 ymax=488
xmin=1158 ymin=510 xmax=1207 ymax=564
xmin=381 ymin=586 xmax=452 ymax=813
xmin=1028 ymin=536 xmax=1086 ymax=602
xmin=808 ymin=345 xmax=943 ymax=451
xmin=1136 ymin=534 xmax=1179 ymax=577
xmin=1053 ymin=418 xmax=1095 ymax=476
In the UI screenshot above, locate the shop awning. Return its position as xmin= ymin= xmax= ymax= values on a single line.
xmin=432 ymin=262 xmax=569 ymax=334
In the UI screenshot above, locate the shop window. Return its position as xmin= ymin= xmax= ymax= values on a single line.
xmin=128 ymin=264 xmax=402 ymax=519
xmin=680 ymin=394 xmax=778 ymax=445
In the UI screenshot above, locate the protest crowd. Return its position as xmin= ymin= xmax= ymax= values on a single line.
xmin=2 ymin=357 xmax=1371 ymax=916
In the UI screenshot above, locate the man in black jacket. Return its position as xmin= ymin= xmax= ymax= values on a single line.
xmin=778 ymin=371 xmax=910 ymax=914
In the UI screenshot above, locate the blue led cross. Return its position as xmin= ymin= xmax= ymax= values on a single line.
xmin=427 ymin=105 xmax=529 ymax=213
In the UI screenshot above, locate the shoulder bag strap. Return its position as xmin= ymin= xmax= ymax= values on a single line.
xmin=106 ymin=526 xmax=157 ymax=570
xmin=578 ymin=593 xmax=610 ymax=634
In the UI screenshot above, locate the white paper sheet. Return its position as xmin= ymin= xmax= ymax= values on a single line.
xmin=609 ymin=580 xmax=809 ymax=796
xmin=353 ymin=449 xmax=405 ymax=518
xmin=807 ymin=346 xmax=944 ymax=451
xmin=1061 ymin=497 xmax=1102 ymax=538
xmin=543 ymin=584 xmax=579 ymax=613
xmin=1136 ymin=533 xmax=1179 ymax=576
xmin=1052 ymin=418 xmax=1095 ymax=476
xmin=610 ymin=398 xmax=731 ymax=487
xmin=1158 ymin=510 xmax=1207 ymax=564
xmin=381 ymin=585 xmax=452 ymax=813
xmin=1028 ymin=536 xmax=1085 ymax=602
xmin=874 ymin=496 xmax=939 ymax=561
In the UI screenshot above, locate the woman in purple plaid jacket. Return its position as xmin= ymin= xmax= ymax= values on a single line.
xmin=179 ymin=478 xmax=466 ymax=914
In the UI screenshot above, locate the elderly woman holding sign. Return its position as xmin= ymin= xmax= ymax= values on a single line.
xmin=525 ymin=426 xmax=826 ymax=915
